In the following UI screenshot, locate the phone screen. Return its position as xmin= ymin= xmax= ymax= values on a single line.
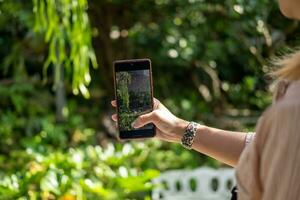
xmin=114 ymin=59 xmax=155 ymax=139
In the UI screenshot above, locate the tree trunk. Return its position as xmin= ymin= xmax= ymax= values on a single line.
xmin=55 ymin=64 xmax=66 ymax=123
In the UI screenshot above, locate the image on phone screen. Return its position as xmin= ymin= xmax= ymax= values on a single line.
xmin=116 ymin=69 xmax=154 ymax=132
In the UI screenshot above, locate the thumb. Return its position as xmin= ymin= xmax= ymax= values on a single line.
xmin=132 ymin=111 xmax=155 ymax=129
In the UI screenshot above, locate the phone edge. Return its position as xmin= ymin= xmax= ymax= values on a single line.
xmin=113 ymin=58 xmax=156 ymax=140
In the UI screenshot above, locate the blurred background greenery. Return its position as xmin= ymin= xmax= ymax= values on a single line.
xmin=0 ymin=0 xmax=299 ymax=199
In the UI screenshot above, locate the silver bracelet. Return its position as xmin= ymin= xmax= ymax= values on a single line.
xmin=245 ymin=132 xmax=255 ymax=146
xmin=181 ymin=122 xmax=199 ymax=150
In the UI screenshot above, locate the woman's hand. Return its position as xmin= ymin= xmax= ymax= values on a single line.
xmin=111 ymin=98 xmax=189 ymax=143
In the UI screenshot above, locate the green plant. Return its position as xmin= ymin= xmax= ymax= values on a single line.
xmin=0 ymin=0 xmax=299 ymax=199
xmin=33 ymin=0 xmax=97 ymax=98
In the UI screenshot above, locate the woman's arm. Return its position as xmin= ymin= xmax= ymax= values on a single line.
xmin=111 ymin=98 xmax=249 ymax=167
xmin=192 ymin=126 xmax=247 ymax=167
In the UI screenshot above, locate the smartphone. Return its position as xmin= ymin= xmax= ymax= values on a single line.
xmin=113 ymin=58 xmax=156 ymax=139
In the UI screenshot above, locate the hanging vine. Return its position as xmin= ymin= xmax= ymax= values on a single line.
xmin=32 ymin=0 xmax=97 ymax=98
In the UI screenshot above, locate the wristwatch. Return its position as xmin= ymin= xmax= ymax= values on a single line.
xmin=181 ymin=121 xmax=199 ymax=150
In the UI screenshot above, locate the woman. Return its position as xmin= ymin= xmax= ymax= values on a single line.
xmin=111 ymin=0 xmax=300 ymax=199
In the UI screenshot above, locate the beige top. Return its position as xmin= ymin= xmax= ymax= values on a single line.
xmin=236 ymin=80 xmax=300 ymax=200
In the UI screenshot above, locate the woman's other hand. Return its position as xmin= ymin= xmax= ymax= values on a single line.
xmin=111 ymin=98 xmax=188 ymax=143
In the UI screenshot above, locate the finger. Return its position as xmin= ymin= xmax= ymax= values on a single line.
xmin=111 ymin=114 xmax=118 ymax=121
xmin=132 ymin=111 xmax=156 ymax=129
xmin=153 ymin=98 xmax=160 ymax=109
xmin=153 ymin=98 xmax=166 ymax=110
xmin=111 ymin=100 xmax=117 ymax=107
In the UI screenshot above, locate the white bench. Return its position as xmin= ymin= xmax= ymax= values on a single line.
xmin=152 ymin=167 xmax=235 ymax=200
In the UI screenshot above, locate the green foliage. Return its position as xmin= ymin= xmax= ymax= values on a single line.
xmin=0 ymin=139 xmax=214 ymax=199
xmin=100 ymin=0 xmax=298 ymax=121
xmin=116 ymin=71 xmax=155 ymax=131
xmin=33 ymin=0 xmax=98 ymax=98
xmin=0 ymin=143 xmax=161 ymax=200
xmin=0 ymin=80 xmax=210 ymax=199
xmin=116 ymin=72 xmax=131 ymax=109
xmin=118 ymin=112 xmax=137 ymax=131
xmin=0 ymin=0 xmax=299 ymax=199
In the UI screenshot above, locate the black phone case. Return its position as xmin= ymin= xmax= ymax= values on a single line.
xmin=113 ymin=59 xmax=156 ymax=140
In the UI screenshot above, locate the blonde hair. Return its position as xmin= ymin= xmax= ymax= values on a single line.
xmin=272 ymin=50 xmax=300 ymax=81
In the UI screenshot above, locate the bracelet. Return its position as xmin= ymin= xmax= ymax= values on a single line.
xmin=181 ymin=121 xmax=199 ymax=150
xmin=245 ymin=132 xmax=255 ymax=146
